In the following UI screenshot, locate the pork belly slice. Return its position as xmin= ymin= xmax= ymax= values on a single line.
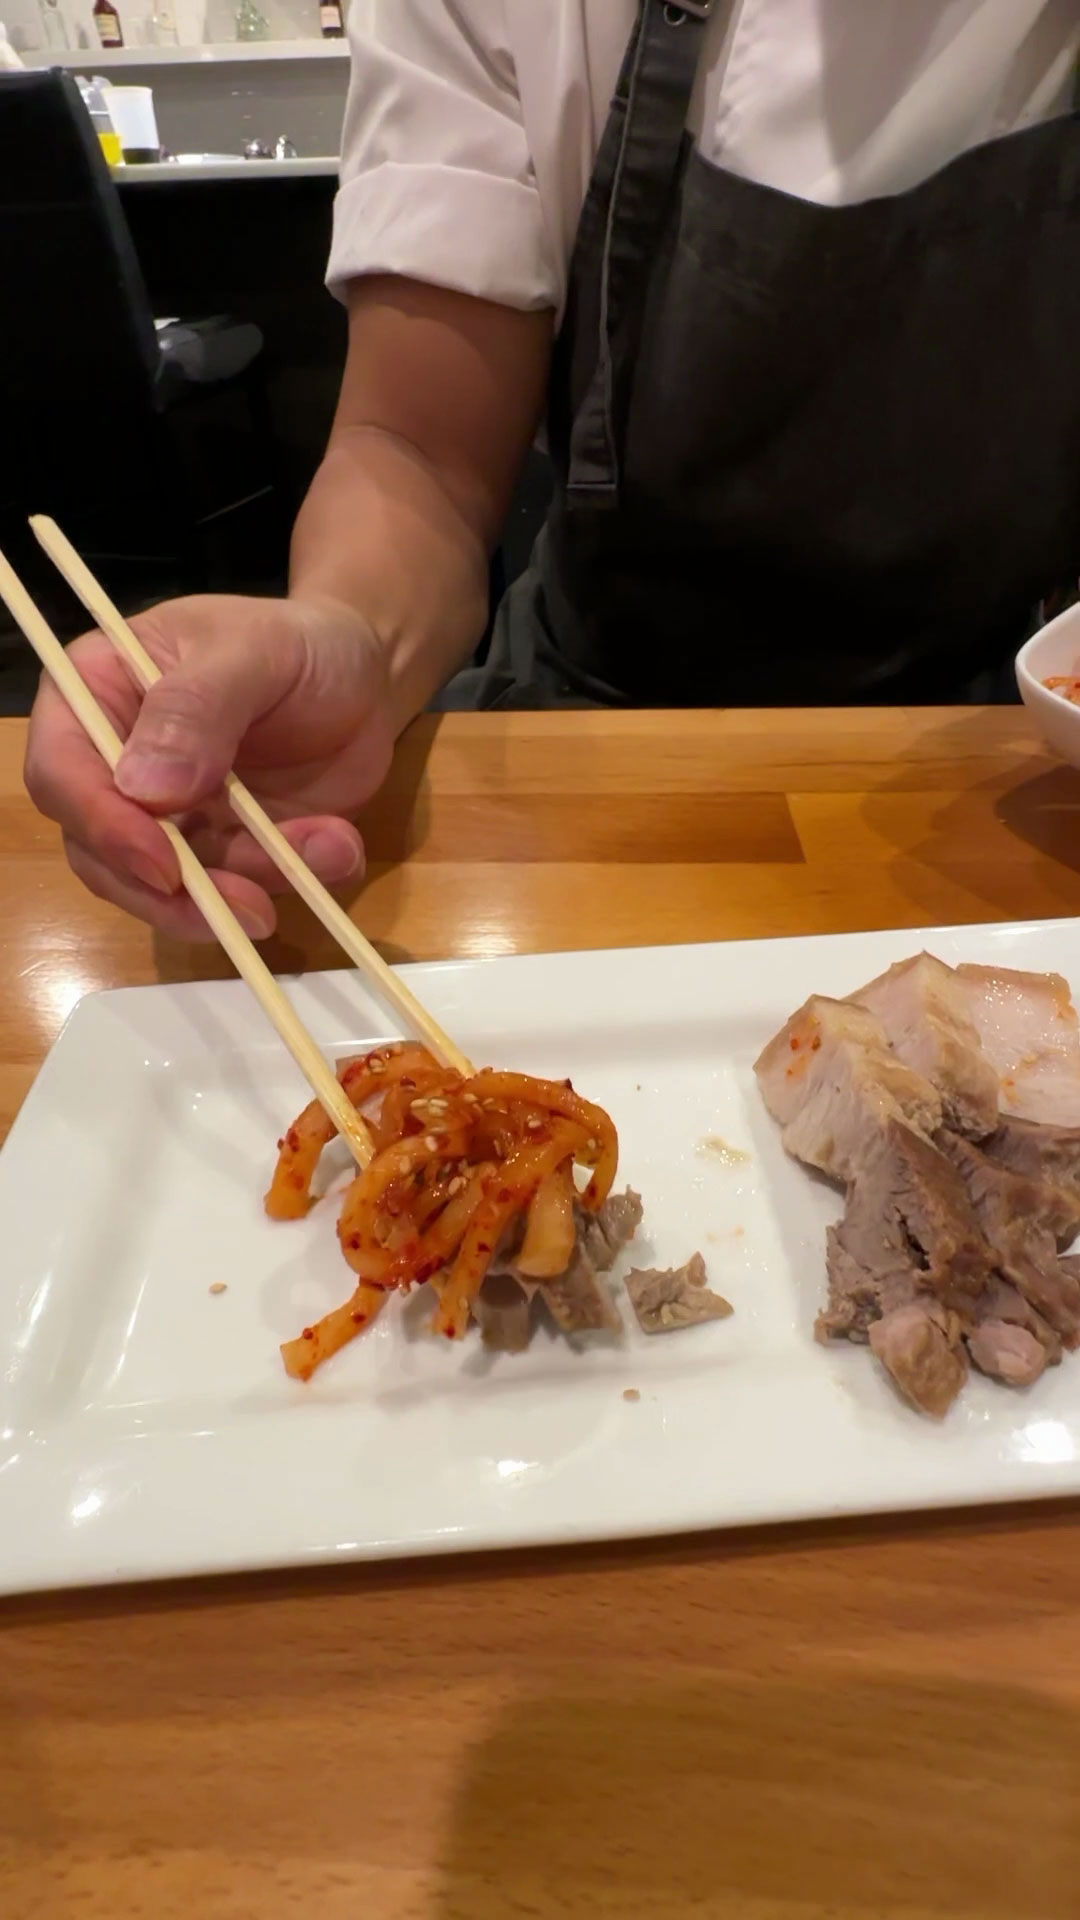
xmin=754 ymin=996 xmax=942 ymax=1182
xmin=955 ymin=964 xmax=1080 ymax=1127
xmin=850 ymin=952 xmax=999 ymax=1139
xmin=935 ymin=1130 xmax=1080 ymax=1346
xmin=625 ymin=1253 xmax=733 ymax=1334
xmin=980 ymin=1115 xmax=1080 ymax=1230
xmin=868 ymin=1304 xmax=969 ymax=1418
xmin=817 ymin=1117 xmax=992 ymax=1346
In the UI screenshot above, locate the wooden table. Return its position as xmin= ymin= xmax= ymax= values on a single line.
xmin=4 ymin=707 xmax=1080 ymax=1920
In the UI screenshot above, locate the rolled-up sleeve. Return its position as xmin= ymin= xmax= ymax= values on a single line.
xmin=327 ymin=1 xmax=557 ymax=311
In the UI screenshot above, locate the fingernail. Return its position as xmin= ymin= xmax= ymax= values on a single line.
xmin=237 ymin=903 xmax=275 ymax=941
xmin=129 ymin=849 xmax=176 ymax=895
xmin=116 ymin=748 xmax=198 ymax=804
xmin=297 ymin=829 xmax=363 ymax=883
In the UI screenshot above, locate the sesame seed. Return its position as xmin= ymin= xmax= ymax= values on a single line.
xmin=448 ymin=1175 xmax=465 ymax=1195
xmin=209 ymin=1282 xmax=227 ymax=1296
xmin=424 ymin=1135 xmax=439 ymax=1153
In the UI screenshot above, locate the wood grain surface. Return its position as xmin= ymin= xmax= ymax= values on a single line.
xmin=3 ymin=707 xmax=1080 ymax=1920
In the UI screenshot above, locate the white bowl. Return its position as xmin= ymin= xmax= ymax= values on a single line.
xmin=1016 ymin=601 xmax=1080 ymax=768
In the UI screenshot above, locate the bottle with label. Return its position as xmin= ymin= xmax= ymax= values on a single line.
xmin=319 ymin=0 xmax=344 ymax=39
xmin=92 ymin=0 xmax=123 ymax=47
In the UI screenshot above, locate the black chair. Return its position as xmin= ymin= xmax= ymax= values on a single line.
xmin=0 ymin=68 xmax=283 ymax=637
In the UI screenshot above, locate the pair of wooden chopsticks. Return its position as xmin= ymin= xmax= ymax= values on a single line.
xmin=0 ymin=516 xmax=473 ymax=1171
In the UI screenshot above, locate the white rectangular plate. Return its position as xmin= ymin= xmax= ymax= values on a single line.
xmin=3 ymin=920 xmax=1080 ymax=1596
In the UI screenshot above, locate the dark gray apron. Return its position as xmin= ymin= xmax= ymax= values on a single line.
xmin=446 ymin=0 xmax=1080 ymax=710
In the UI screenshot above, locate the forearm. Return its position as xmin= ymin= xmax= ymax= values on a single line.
xmin=289 ymin=423 xmax=490 ymax=734
xmin=289 ymin=277 xmax=553 ymax=735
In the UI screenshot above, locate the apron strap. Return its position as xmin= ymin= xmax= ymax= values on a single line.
xmin=566 ymin=0 xmax=712 ymax=510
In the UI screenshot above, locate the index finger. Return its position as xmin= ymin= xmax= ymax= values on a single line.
xmin=24 ymin=631 xmax=182 ymax=896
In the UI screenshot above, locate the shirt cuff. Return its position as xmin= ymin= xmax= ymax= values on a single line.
xmin=327 ymin=162 xmax=559 ymax=312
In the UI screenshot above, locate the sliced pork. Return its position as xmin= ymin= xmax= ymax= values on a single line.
xmin=758 ymin=958 xmax=1080 ymax=1418
xmin=818 ymin=1118 xmax=992 ymax=1349
xmin=868 ymin=1304 xmax=969 ymax=1418
xmin=955 ymin=963 xmax=1080 ymax=1127
xmin=966 ymin=1321 xmax=1048 ymax=1389
xmin=541 ymin=1247 xmax=621 ymax=1334
xmin=473 ymin=1273 xmax=534 ymax=1353
xmin=625 ymin=1253 xmax=733 ymax=1334
xmin=935 ymin=1130 xmax=1080 ymax=1346
xmin=980 ymin=1115 xmax=1080 ymax=1226
xmin=978 ymin=1274 xmax=1062 ymax=1365
xmin=580 ymin=1189 xmax=644 ymax=1272
xmin=851 ymin=952 xmax=999 ymax=1138
xmin=472 ymin=1188 xmax=644 ymax=1350
xmin=754 ymin=995 xmax=941 ymax=1182
xmin=540 ymin=1188 xmax=642 ymax=1334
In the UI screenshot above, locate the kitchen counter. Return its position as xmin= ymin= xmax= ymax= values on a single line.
xmin=114 ymin=155 xmax=338 ymax=183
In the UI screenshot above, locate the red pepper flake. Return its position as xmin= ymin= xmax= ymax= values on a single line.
xmin=351 ymin=1311 xmax=367 ymax=1325
xmin=401 ymin=1076 xmax=415 ymax=1089
xmin=477 ymin=1243 xmax=491 ymax=1254
xmin=285 ymin=1128 xmax=300 ymax=1151
xmin=302 ymin=1327 xmax=314 ymax=1340
xmin=811 ymin=1035 xmax=821 ymax=1051
xmin=288 ymin=1171 xmax=304 ymax=1188
xmin=276 ymin=1137 xmax=284 ymax=1151
xmin=346 ymin=1232 xmax=361 ymax=1250
xmin=443 ymin=1326 xmax=455 ymax=1339
xmin=789 ymin=1036 xmax=800 ymax=1052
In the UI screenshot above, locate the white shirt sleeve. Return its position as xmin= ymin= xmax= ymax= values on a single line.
xmin=327 ymin=1 xmax=558 ymax=311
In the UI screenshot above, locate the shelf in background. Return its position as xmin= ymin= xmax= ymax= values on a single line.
xmin=114 ymin=155 xmax=338 ymax=182
xmin=21 ymin=40 xmax=349 ymax=69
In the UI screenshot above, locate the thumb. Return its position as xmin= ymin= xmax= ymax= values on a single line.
xmin=115 ymin=630 xmax=298 ymax=810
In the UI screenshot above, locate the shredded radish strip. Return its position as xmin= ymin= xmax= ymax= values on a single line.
xmin=269 ymin=1044 xmax=620 ymax=1376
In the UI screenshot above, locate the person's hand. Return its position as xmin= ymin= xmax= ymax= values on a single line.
xmin=24 ymin=593 xmax=394 ymax=940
